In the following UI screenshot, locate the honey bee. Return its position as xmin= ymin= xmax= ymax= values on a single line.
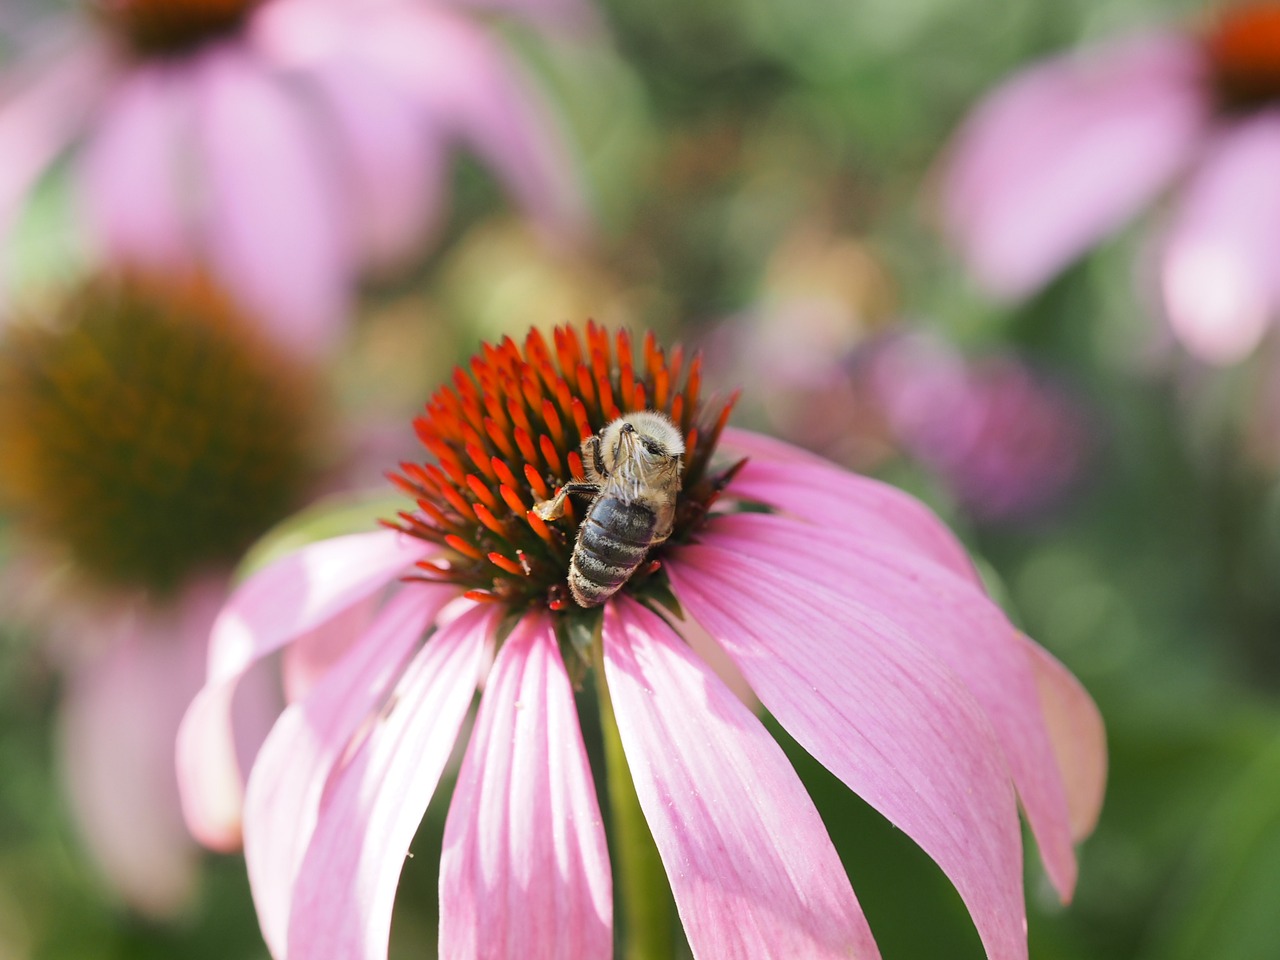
xmin=534 ymin=410 xmax=685 ymax=608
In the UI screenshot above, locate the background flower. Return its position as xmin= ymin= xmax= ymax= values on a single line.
xmin=0 ymin=0 xmax=588 ymax=356
xmin=857 ymin=329 xmax=1095 ymax=525
xmin=938 ymin=5 xmax=1280 ymax=365
xmin=0 ymin=268 xmax=320 ymax=916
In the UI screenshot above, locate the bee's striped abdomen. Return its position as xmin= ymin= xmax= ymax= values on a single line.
xmin=569 ymin=496 xmax=656 ymax=607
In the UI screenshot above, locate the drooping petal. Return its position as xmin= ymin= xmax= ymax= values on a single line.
xmin=245 ymin=586 xmax=450 ymax=959
xmin=705 ymin=512 xmax=1078 ymax=900
xmin=176 ymin=529 xmax=428 ymax=850
xmin=303 ymin=60 xmax=448 ymax=272
xmin=1019 ymin=636 xmax=1107 ymax=841
xmin=667 ymin=551 xmax=1028 ymax=960
xmin=439 ymin=612 xmax=612 ymax=960
xmin=940 ymin=33 xmax=1208 ymax=299
xmin=602 ymin=599 xmax=880 ymax=960
xmin=78 ymin=63 xmax=193 ymax=269
xmin=192 ymin=46 xmax=348 ymax=357
xmin=1158 ymin=111 xmax=1280 ymax=364
xmin=286 ymin=603 xmax=494 ymax=960
xmin=280 ymin=593 xmax=380 ymax=704
xmin=722 ymin=429 xmax=979 ymax=584
xmin=57 ymin=609 xmax=205 ymax=917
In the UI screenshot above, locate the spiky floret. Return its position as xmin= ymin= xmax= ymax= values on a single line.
xmin=0 ymin=271 xmax=315 ymax=595
xmin=93 ymin=0 xmax=262 ymax=57
xmin=1206 ymin=3 xmax=1280 ymax=112
xmin=386 ymin=323 xmax=741 ymax=613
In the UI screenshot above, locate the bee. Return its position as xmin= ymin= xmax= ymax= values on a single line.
xmin=534 ymin=410 xmax=685 ymax=608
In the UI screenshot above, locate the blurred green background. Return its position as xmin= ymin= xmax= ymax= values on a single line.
xmin=4 ymin=0 xmax=1280 ymax=957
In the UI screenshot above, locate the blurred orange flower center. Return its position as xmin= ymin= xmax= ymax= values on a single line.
xmin=1206 ymin=3 xmax=1280 ymax=110
xmin=0 ymin=271 xmax=314 ymax=595
xmin=95 ymin=0 xmax=263 ymax=56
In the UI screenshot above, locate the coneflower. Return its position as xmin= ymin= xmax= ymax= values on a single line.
xmin=0 ymin=0 xmax=586 ymax=352
xmin=940 ymin=3 xmax=1280 ymax=364
xmin=0 ymin=268 xmax=316 ymax=915
xmin=178 ymin=323 xmax=1106 ymax=960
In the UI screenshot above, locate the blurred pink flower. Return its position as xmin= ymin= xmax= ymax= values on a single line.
xmin=4 ymin=570 xmax=278 ymax=918
xmin=862 ymin=331 xmax=1094 ymax=524
xmin=0 ymin=268 xmax=355 ymax=916
xmin=939 ymin=5 xmax=1280 ymax=365
xmin=178 ymin=325 xmax=1105 ymax=960
xmin=0 ymin=0 xmax=587 ymax=356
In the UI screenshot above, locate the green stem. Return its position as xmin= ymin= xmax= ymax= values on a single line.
xmin=594 ymin=646 xmax=674 ymax=960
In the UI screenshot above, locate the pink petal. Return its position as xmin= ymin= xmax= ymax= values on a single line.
xmin=602 ymin=599 xmax=880 ymax=960
xmin=304 ymin=60 xmax=448 ymax=272
xmin=940 ymin=33 xmax=1208 ymax=299
xmin=286 ymin=603 xmax=495 ymax=960
xmin=245 ymin=586 xmax=449 ymax=959
xmin=281 ymin=593 xmax=380 ymax=704
xmin=677 ymin=610 xmax=758 ymax=710
xmin=1019 ymin=636 xmax=1107 ymax=841
xmin=340 ymin=3 xmax=588 ymax=240
xmin=721 ymin=425 xmax=830 ymax=465
xmin=57 ymin=603 xmax=207 ymax=917
xmin=176 ymin=530 xmax=428 ymax=851
xmin=1159 ymin=111 xmax=1280 ymax=364
xmin=722 ymin=430 xmax=979 ymax=584
xmin=705 ymin=512 xmax=1078 ymax=900
xmin=192 ymin=47 xmax=348 ymax=358
xmin=666 ymin=552 xmax=1028 ymax=960
xmin=439 ymin=612 xmax=611 ymax=960
xmin=78 ymin=64 xmax=192 ymax=268
xmin=0 ymin=31 xmax=113 ymax=288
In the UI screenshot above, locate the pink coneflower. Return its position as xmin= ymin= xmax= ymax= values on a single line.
xmin=0 ymin=268 xmax=319 ymax=915
xmin=940 ymin=3 xmax=1280 ymax=365
xmin=0 ymin=0 xmax=586 ymax=355
xmin=860 ymin=330 xmax=1095 ymax=524
xmin=178 ymin=324 xmax=1106 ymax=959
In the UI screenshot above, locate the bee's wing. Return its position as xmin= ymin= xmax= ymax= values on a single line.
xmin=606 ymin=456 xmax=647 ymax=503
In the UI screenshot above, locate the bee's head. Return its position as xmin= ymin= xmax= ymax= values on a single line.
xmin=603 ymin=410 xmax=685 ymax=471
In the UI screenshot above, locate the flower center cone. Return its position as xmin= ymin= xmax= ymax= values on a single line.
xmin=1206 ymin=3 xmax=1280 ymax=111
xmin=386 ymin=323 xmax=742 ymax=616
xmin=94 ymin=0 xmax=263 ymax=56
xmin=0 ymin=270 xmax=315 ymax=596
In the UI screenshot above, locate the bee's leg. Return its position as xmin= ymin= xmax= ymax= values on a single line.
xmin=580 ymin=434 xmax=607 ymax=482
xmin=651 ymin=503 xmax=676 ymax=543
xmin=533 ymin=481 xmax=600 ymax=521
